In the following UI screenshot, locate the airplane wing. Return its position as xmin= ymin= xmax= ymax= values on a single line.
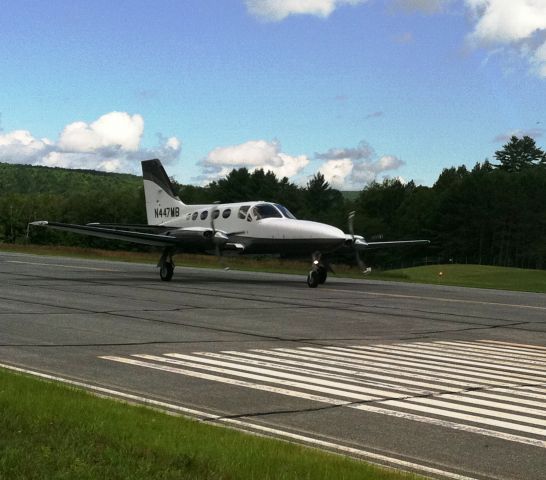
xmin=29 ymin=221 xmax=216 ymax=248
xmin=353 ymin=238 xmax=430 ymax=250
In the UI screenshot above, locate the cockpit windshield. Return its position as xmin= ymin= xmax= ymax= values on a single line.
xmin=250 ymin=203 xmax=297 ymax=220
xmin=252 ymin=203 xmax=282 ymax=219
xmin=274 ymin=204 xmax=297 ymax=219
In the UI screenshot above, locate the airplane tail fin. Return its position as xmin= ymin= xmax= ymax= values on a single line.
xmin=142 ymin=159 xmax=186 ymax=225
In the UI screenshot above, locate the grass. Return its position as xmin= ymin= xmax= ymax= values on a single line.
xmin=373 ymin=263 xmax=546 ymax=293
xmin=2 ymin=242 xmax=546 ymax=293
xmin=0 ymin=368 xmax=422 ymax=480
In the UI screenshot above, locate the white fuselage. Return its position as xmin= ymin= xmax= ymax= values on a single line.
xmin=157 ymin=201 xmax=348 ymax=255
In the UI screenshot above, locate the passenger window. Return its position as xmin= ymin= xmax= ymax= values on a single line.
xmin=222 ymin=208 xmax=231 ymax=218
xmin=186 ymin=213 xmax=191 ymax=220
xmin=192 ymin=212 xmax=198 ymax=221
xmin=200 ymin=210 xmax=208 ymax=220
xmin=238 ymin=205 xmax=250 ymax=219
xmin=212 ymin=209 xmax=220 ymax=219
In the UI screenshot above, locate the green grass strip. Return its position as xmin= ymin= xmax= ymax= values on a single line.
xmin=0 ymin=368 xmax=422 ymax=480
xmin=375 ymin=264 xmax=546 ymax=293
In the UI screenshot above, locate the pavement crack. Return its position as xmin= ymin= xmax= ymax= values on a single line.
xmin=205 ymin=379 xmax=546 ymax=423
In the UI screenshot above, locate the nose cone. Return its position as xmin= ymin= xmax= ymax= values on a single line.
xmin=262 ymin=218 xmax=345 ymax=240
xmin=301 ymin=220 xmax=345 ymax=240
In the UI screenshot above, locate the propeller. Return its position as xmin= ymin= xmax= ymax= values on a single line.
xmin=348 ymin=211 xmax=369 ymax=273
xmin=210 ymin=207 xmax=226 ymax=258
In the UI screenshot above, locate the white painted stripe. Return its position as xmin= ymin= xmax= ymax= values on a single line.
xmin=102 ymin=356 xmax=546 ymax=448
xmin=349 ymin=403 xmax=546 ymax=448
xmin=464 ymin=390 xmax=546 ymax=410
xmin=353 ymin=345 xmax=546 ymax=376
xmin=489 ymin=387 xmax=546 ymax=401
xmin=136 ymin=354 xmax=381 ymax=401
xmin=5 ymin=260 xmax=116 ymax=272
xmin=404 ymin=397 xmax=546 ymax=426
xmin=518 ymin=386 xmax=546 ymax=395
xmin=250 ymin=348 xmax=511 ymax=387
xmin=321 ymin=345 xmax=546 ymax=381
xmin=226 ymin=350 xmax=546 ymax=407
xmin=156 ymin=353 xmax=413 ymax=399
xmin=155 ymin=353 xmax=546 ymax=434
xmin=417 ymin=393 xmax=546 ymax=418
xmin=105 ymin=355 xmax=347 ymax=405
xmin=203 ymin=351 xmax=442 ymax=393
xmin=177 ymin=351 xmax=546 ymax=419
xmin=0 ymin=362 xmax=479 ymax=480
xmin=432 ymin=341 xmax=546 ymax=361
xmin=377 ymin=400 xmax=546 ymax=437
xmin=397 ymin=342 xmax=546 ymax=368
xmin=481 ymin=340 xmax=546 ymax=351
xmin=228 ymin=349 xmax=484 ymax=389
xmin=292 ymin=347 xmax=541 ymax=384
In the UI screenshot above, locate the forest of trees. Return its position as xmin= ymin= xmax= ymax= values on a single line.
xmin=1 ymin=135 xmax=546 ymax=269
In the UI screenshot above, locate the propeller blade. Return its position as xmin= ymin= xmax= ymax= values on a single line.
xmin=348 ymin=211 xmax=355 ymax=238
xmin=348 ymin=211 xmax=370 ymax=274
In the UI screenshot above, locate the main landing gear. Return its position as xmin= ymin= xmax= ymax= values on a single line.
xmin=158 ymin=248 xmax=175 ymax=281
xmin=307 ymin=252 xmax=328 ymax=288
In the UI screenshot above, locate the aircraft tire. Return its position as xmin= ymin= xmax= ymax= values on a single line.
xmin=160 ymin=263 xmax=174 ymax=281
xmin=307 ymin=271 xmax=319 ymax=288
xmin=317 ymin=266 xmax=327 ymax=284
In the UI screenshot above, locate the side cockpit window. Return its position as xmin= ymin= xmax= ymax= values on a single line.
xmin=238 ymin=205 xmax=250 ymax=219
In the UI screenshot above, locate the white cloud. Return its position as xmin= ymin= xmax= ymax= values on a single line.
xmin=315 ymin=142 xmax=405 ymax=189
xmin=319 ymin=159 xmax=354 ymax=188
xmin=58 ymin=112 xmax=144 ymax=152
xmin=493 ymin=127 xmax=544 ymax=143
xmin=464 ymin=0 xmax=546 ymax=77
xmin=0 ymin=130 xmax=53 ymax=164
xmin=245 ymin=0 xmax=367 ymax=21
xmin=0 ymin=112 xmax=181 ymax=173
xmin=466 ymin=0 xmax=546 ymax=44
xmin=199 ymin=139 xmax=309 ymax=183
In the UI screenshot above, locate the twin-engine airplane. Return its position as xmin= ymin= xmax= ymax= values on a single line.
xmin=31 ymin=159 xmax=429 ymax=287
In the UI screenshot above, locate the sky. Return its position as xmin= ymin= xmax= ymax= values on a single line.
xmin=1 ymin=0 xmax=546 ymax=189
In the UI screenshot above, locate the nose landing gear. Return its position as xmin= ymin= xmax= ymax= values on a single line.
xmin=307 ymin=252 xmax=328 ymax=288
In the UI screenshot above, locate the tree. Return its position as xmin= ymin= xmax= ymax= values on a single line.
xmin=494 ymin=136 xmax=546 ymax=172
xmin=303 ymin=173 xmax=344 ymax=225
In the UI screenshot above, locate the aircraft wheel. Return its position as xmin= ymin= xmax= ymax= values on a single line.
xmin=317 ymin=266 xmax=327 ymax=284
xmin=307 ymin=270 xmax=319 ymax=288
xmin=160 ymin=262 xmax=174 ymax=281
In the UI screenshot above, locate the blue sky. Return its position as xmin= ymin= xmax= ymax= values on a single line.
xmin=1 ymin=0 xmax=545 ymax=188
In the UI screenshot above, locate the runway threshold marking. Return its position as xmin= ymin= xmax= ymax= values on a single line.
xmin=0 ymin=362 xmax=476 ymax=480
xmin=5 ymin=260 xmax=117 ymax=272
xmin=102 ymin=340 xmax=546 ymax=449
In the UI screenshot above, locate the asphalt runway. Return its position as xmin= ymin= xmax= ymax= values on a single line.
xmin=1 ymin=250 xmax=546 ymax=480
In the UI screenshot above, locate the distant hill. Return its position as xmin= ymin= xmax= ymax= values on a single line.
xmin=341 ymin=191 xmax=359 ymax=201
xmin=0 ymin=163 xmax=147 ymax=244
xmin=0 ymin=162 xmax=141 ymax=195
